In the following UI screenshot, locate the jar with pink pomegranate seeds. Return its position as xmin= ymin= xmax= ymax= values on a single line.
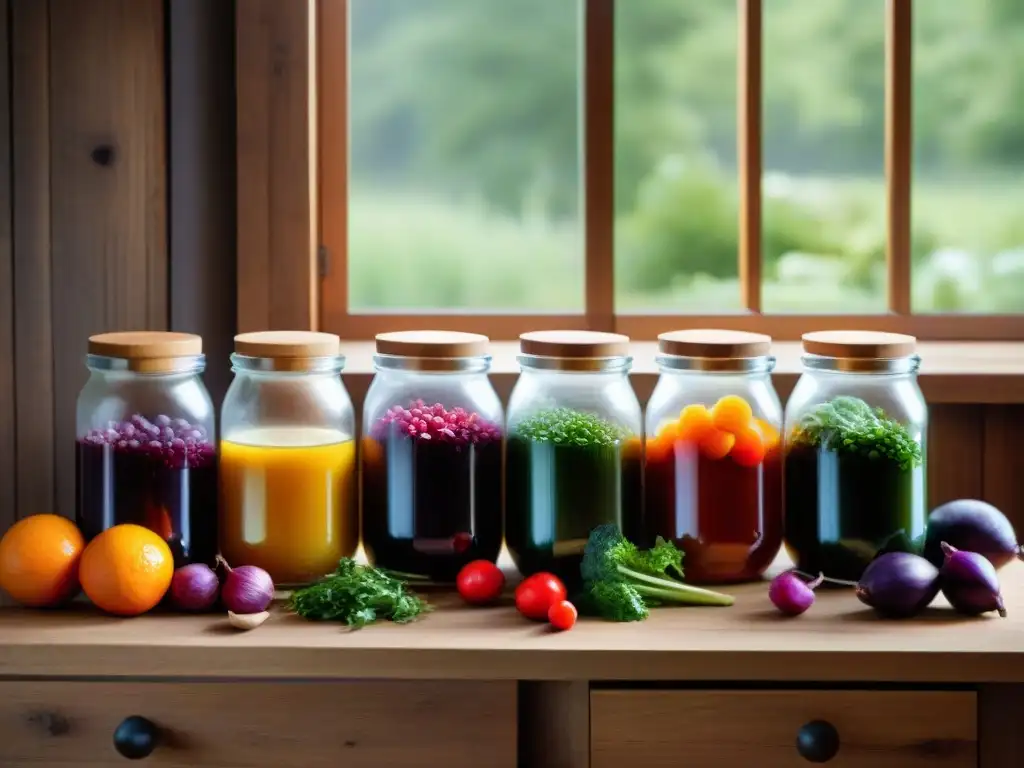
xmin=361 ymin=331 xmax=504 ymax=582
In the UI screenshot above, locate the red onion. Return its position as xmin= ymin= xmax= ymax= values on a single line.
xmin=939 ymin=542 xmax=1007 ymax=618
xmin=856 ymin=552 xmax=940 ymax=619
xmin=170 ymin=563 xmax=220 ymax=611
xmin=769 ymin=571 xmax=823 ymax=616
xmin=216 ymin=555 xmax=274 ymax=614
xmin=923 ymin=499 xmax=1023 ymax=570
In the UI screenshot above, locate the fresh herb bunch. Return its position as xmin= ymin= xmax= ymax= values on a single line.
xmin=512 ymin=407 xmax=629 ymax=447
xmin=580 ymin=525 xmax=734 ymax=622
xmin=289 ymin=558 xmax=431 ymax=628
xmin=790 ymin=395 xmax=922 ymax=470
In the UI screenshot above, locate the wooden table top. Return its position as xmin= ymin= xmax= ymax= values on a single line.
xmin=2 ymin=562 xmax=1023 ymax=684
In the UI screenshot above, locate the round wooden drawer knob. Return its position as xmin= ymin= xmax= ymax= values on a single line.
xmin=796 ymin=719 xmax=840 ymax=763
xmin=113 ymin=715 xmax=159 ymax=759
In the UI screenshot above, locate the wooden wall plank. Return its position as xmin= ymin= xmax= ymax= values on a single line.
xmin=983 ymin=405 xmax=1024 ymax=535
xmin=0 ymin=0 xmax=16 ymax=548
xmin=928 ymin=404 xmax=985 ymax=509
xmin=11 ymin=0 xmax=55 ymax=519
xmin=168 ymin=0 xmax=237 ymax=407
xmin=236 ymin=0 xmax=317 ymax=333
xmin=48 ymin=0 xmax=168 ymax=518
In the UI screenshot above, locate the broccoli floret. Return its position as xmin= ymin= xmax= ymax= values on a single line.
xmin=580 ymin=524 xmax=734 ymax=622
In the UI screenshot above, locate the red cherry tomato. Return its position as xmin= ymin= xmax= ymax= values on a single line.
xmin=548 ymin=600 xmax=577 ymax=631
xmin=456 ymin=560 xmax=505 ymax=605
xmin=514 ymin=572 xmax=568 ymax=621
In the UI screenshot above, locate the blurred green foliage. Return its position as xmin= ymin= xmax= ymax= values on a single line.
xmin=347 ymin=0 xmax=1024 ymax=313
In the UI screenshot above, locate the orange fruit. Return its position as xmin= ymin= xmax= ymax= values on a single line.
xmin=710 ymin=395 xmax=754 ymax=434
xmin=699 ymin=428 xmax=736 ymax=460
xmin=0 ymin=514 xmax=84 ymax=607
xmin=678 ymin=404 xmax=714 ymax=442
xmin=730 ymin=428 xmax=766 ymax=467
xmin=754 ymin=418 xmax=780 ymax=450
xmin=79 ymin=524 xmax=173 ymax=616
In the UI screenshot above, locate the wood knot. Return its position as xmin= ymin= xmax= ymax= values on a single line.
xmin=90 ymin=144 xmax=116 ymax=167
xmin=26 ymin=711 xmax=70 ymax=737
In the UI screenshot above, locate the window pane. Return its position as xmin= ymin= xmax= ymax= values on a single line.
xmin=348 ymin=0 xmax=583 ymax=312
xmin=912 ymin=1 xmax=1024 ymax=313
xmin=615 ymin=0 xmax=740 ymax=312
xmin=762 ymin=0 xmax=887 ymax=313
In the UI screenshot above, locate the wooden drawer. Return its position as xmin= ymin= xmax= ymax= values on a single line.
xmin=0 ymin=680 xmax=516 ymax=768
xmin=591 ymin=689 xmax=977 ymax=767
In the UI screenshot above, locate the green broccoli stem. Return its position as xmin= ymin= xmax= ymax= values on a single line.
xmin=617 ymin=565 xmax=735 ymax=606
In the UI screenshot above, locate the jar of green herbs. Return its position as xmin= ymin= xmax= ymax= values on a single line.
xmin=505 ymin=331 xmax=642 ymax=587
xmin=784 ymin=331 xmax=927 ymax=582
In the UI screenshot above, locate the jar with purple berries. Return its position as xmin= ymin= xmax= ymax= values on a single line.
xmin=76 ymin=332 xmax=217 ymax=567
xmin=361 ymin=331 xmax=503 ymax=582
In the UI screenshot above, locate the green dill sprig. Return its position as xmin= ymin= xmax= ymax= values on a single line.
xmin=511 ymin=407 xmax=629 ymax=447
xmin=789 ymin=395 xmax=923 ymax=470
xmin=289 ymin=558 xmax=431 ymax=629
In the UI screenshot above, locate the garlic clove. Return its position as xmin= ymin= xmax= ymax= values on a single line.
xmin=227 ymin=610 xmax=270 ymax=630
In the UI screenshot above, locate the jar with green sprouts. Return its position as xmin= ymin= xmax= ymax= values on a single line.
xmin=784 ymin=331 xmax=927 ymax=582
xmin=505 ymin=331 xmax=642 ymax=587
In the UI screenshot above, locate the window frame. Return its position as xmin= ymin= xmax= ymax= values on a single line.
xmin=314 ymin=0 xmax=1024 ymax=341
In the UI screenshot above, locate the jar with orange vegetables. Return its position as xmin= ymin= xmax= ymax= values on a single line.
xmin=642 ymin=330 xmax=783 ymax=584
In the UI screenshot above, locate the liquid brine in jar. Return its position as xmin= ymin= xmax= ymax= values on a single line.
xmin=219 ymin=332 xmax=358 ymax=586
xmin=643 ymin=330 xmax=783 ymax=584
xmin=75 ymin=332 xmax=218 ymax=567
xmin=784 ymin=331 xmax=928 ymax=582
xmin=361 ymin=332 xmax=504 ymax=582
xmin=505 ymin=332 xmax=643 ymax=588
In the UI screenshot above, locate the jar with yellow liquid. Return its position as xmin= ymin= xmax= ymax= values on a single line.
xmin=219 ymin=331 xmax=357 ymax=586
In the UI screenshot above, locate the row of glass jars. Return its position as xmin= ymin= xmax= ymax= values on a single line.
xmin=75 ymin=328 xmax=927 ymax=588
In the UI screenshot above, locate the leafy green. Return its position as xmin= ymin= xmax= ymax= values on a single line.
xmin=579 ymin=524 xmax=734 ymax=621
xmin=289 ymin=558 xmax=431 ymax=629
xmin=789 ymin=395 xmax=923 ymax=471
xmin=512 ymin=407 xmax=629 ymax=447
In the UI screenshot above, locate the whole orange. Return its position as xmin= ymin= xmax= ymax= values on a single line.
xmin=0 ymin=514 xmax=85 ymax=607
xmin=79 ymin=524 xmax=173 ymax=616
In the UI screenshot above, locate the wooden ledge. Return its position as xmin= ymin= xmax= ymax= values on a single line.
xmin=2 ymin=563 xmax=1024 ymax=684
xmin=339 ymin=341 xmax=1024 ymax=404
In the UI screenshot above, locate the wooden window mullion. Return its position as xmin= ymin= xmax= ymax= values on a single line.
xmin=886 ymin=0 xmax=913 ymax=315
xmin=584 ymin=0 xmax=615 ymax=333
xmin=738 ymin=0 xmax=762 ymax=313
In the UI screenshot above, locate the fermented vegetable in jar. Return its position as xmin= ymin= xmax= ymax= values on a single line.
xmin=361 ymin=331 xmax=503 ymax=582
xmin=784 ymin=331 xmax=927 ymax=581
xmin=219 ymin=331 xmax=357 ymax=586
xmin=75 ymin=332 xmax=217 ymax=567
xmin=643 ymin=330 xmax=783 ymax=584
xmin=505 ymin=331 xmax=642 ymax=587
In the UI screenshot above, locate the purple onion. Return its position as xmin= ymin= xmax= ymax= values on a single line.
xmin=217 ymin=555 xmax=274 ymax=614
xmin=856 ymin=552 xmax=940 ymax=619
xmin=923 ymin=499 xmax=1023 ymax=571
xmin=939 ymin=542 xmax=1007 ymax=618
xmin=170 ymin=564 xmax=220 ymax=611
xmin=769 ymin=571 xmax=823 ymax=616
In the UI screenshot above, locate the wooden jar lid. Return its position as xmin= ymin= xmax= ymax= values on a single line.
xmin=234 ymin=331 xmax=341 ymax=358
xmin=658 ymin=329 xmax=772 ymax=358
xmin=802 ymin=330 xmax=917 ymax=359
xmin=520 ymin=330 xmax=630 ymax=358
xmin=88 ymin=331 xmax=202 ymax=359
xmin=375 ymin=330 xmax=489 ymax=358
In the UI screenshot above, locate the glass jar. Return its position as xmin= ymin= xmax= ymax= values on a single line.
xmin=219 ymin=331 xmax=357 ymax=587
xmin=644 ymin=330 xmax=783 ymax=584
xmin=76 ymin=332 xmax=217 ymax=567
xmin=361 ymin=331 xmax=504 ymax=582
xmin=784 ymin=331 xmax=928 ymax=582
xmin=505 ymin=331 xmax=643 ymax=587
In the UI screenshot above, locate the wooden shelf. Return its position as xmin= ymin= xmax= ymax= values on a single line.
xmin=339 ymin=340 xmax=1024 ymax=404
xmin=3 ymin=562 xmax=1024 ymax=684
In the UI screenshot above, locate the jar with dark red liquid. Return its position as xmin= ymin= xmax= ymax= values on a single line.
xmin=361 ymin=331 xmax=503 ymax=582
xmin=75 ymin=332 xmax=217 ymax=567
xmin=643 ymin=330 xmax=783 ymax=584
